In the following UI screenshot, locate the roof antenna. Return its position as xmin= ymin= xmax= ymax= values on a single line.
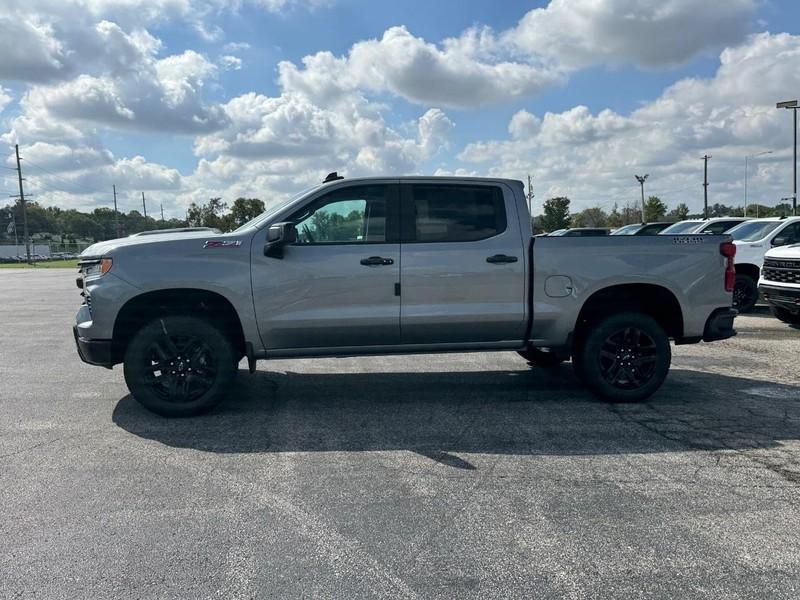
xmin=323 ymin=171 xmax=344 ymax=183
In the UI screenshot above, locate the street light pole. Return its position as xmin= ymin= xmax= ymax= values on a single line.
xmin=635 ymin=174 xmax=649 ymax=223
xmin=744 ymin=150 xmax=772 ymax=217
xmin=777 ymin=100 xmax=798 ymax=216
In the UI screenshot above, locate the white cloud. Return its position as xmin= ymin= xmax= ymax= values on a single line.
xmin=219 ymin=55 xmax=243 ymax=71
xmin=458 ymin=32 xmax=799 ymax=214
xmin=0 ymin=87 xmax=12 ymax=113
xmin=278 ymin=25 xmax=563 ymax=108
xmin=20 ymin=45 xmax=226 ymax=134
xmin=508 ymin=110 xmax=541 ymax=140
xmin=0 ymin=0 xmax=777 ymax=218
xmin=223 ymin=41 xmax=250 ymax=52
xmin=0 ymin=13 xmax=67 ymax=83
xmin=505 ymin=0 xmax=757 ymax=70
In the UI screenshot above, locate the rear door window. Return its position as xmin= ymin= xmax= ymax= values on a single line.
xmin=404 ymin=184 xmax=506 ymax=242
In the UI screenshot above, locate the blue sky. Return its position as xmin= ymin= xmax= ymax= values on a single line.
xmin=1 ymin=0 xmax=800 ymax=216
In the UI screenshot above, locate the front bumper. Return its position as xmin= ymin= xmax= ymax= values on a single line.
xmin=73 ymin=325 xmax=113 ymax=369
xmin=759 ymin=284 xmax=800 ymax=312
xmin=703 ymin=307 xmax=738 ymax=342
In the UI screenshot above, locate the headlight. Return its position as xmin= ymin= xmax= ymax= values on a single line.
xmin=80 ymin=257 xmax=113 ymax=278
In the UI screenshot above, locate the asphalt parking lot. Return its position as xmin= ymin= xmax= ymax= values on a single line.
xmin=1 ymin=270 xmax=799 ymax=599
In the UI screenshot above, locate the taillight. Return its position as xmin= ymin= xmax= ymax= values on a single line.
xmin=720 ymin=242 xmax=736 ymax=292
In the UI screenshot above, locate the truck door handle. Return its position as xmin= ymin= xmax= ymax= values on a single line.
xmin=486 ymin=254 xmax=518 ymax=264
xmin=360 ymin=256 xmax=394 ymax=266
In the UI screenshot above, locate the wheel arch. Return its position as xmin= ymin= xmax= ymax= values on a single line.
xmin=112 ymin=288 xmax=246 ymax=364
xmin=735 ymin=263 xmax=760 ymax=281
xmin=573 ymin=283 xmax=684 ymax=347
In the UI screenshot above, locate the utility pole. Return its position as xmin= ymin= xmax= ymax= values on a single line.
xmin=141 ymin=191 xmax=147 ymax=219
xmin=14 ymin=144 xmax=31 ymax=263
xmin=527 ymin=174 xmax=534 ymax=233
xmin=635 ymin=174 xmax=649 ymax=223
xmin=160 ymin=202 xmax=164 ymax=221
xmin=701 ymin=155 xmax=711 ymax=219
xmin=113 ymin=184 xmax=120 ymax=238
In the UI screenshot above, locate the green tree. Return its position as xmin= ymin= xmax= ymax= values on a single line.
xmin=61 ymin=210 xmax=103 ymax=240
xmin=607 ymin=204 xmax=624 ymax=229
xmin=571 ymin=206 xmax=608 ymax=228
xmin=539 ymin=197 xmax=571 ymax=232
xmin=669 ymin=202 xmax=690 ymax=221
xmin=188 ymin=197 xmax=229 ymax=230
xmin=643 ymin=196 xmax=667 ymax=222
xmin=228 ymin=198 xmax=265 ymax=229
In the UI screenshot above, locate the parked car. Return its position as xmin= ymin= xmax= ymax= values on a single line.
xmin=727 ymin=216 xmax=800 ymax=312
xmin=659 ymin=220 xmax=706 ymax=234
xmin=74 ymin=175 xmax=736 ymax=417
xmin=693 ymin=217 xmax=750 ymax=234
xmin=611 ymin=222 xmax=672 ymax=235
xmin=759 ymin=242 xmax=800 ymax=325
xmin=549 ymin=228 xmax=610 ymax=236
xmin=660 ymin=218 xmax=751 ymax=236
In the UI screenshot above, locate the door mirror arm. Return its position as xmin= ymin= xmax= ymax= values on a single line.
xmin=264 ymin=222 xmax=297 ymax=258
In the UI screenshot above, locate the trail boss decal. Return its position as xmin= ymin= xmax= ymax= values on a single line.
xmin=203 ymin=240 xmax=242 ymax=249
xmin=672 ymin=236 xmax=705 ymax=244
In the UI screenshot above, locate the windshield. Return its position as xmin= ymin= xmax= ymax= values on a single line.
xmin=610 ymin=224 xmax=641 ymax=235
xmin=659 ymin=221 xmax=704 ymax=234
xmin=729 ymin=220 xmax=783 ymax=242
xmin=232 ymin=185 xmax=321 ymax=233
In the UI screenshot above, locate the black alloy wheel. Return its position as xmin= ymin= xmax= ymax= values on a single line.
xmin=575 ymin=312 xmax=671 ymax=403
xmin=598 ymin=326 xmax=658 ymax=389
xmin=123 ymin=316 xmax=237 ymax=417
xmin=143 ymin=334 xmax=217 ymax=403
xmin=733 ymin=274 xmax=758 ymax=313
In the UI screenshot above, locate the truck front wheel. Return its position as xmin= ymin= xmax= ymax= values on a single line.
xmin=733 ymin=274 xmax=758 ymax=313
xmin=123 ymin=316 xmax=237 ymax=417
xmin=574 ymin=312 xmax=671 ymax=403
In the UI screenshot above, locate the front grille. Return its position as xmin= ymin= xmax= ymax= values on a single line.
xmin=762 ymin=258 xmax=800 ymax=284
xmin=85 ymin=293 xmax=93 ymax=317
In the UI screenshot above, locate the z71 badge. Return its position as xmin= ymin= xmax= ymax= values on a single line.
xmin=672 ymin=236 xmax=705 ymax=244
xmin=203 ymin=240 xmax=242 ymax=249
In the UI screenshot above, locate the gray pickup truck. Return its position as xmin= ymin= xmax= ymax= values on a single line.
xmin=74 ymin=176 xmax=737 ymax=416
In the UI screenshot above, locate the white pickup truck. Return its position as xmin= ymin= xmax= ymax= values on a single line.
xmin=728 ymin=216 xmax=800 ymax=312
xmin=759 ymin=242 xmax=800 ymax=324
xmin=74 ymin=176 xmax=737 ymax=416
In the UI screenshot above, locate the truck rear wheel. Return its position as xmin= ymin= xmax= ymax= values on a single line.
xmin=123 ymin=316 xmax=237 ymax=417
xmin=517 ymin=348 xmax=564 ymax=368
xmin=771 ymin=305 xmax=800 ymax=325
xmin=574 ymin=312 xmax=671 ymax=403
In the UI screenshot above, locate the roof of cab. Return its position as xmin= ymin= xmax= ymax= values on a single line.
xmin=320 ymin=175 xmax=524 ymax=186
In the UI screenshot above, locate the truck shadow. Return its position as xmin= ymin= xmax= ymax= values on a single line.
xmin=112 ymin=367 xmax=800 ymax=464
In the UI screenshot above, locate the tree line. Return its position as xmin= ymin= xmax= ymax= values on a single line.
xmin=534 ymin=197 xmax=795 ymax=233
xmin=0 ymin=197 xmax=266 ymax=243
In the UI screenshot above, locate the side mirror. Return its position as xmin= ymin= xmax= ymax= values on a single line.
xmin=772 ymin=236 xmax=788 ymax=247
xmin=264 ymin=222 xmax=297 ymax=258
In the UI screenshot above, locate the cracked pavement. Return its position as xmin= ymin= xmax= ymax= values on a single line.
xmin=1 ymin=270 xmax=799 ymax=599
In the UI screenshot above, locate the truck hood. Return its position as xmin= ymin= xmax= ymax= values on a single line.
xmin=765 ymin=243 xmax=800 ymax=260
xmin=81 ymin=230 xmax=225 ymax=257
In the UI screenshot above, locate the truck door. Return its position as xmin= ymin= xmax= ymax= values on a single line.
xmin=252 ymin=183 xmax=401 ymax=350
xmin=399 ymin=182 xmax=527 ymax=344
